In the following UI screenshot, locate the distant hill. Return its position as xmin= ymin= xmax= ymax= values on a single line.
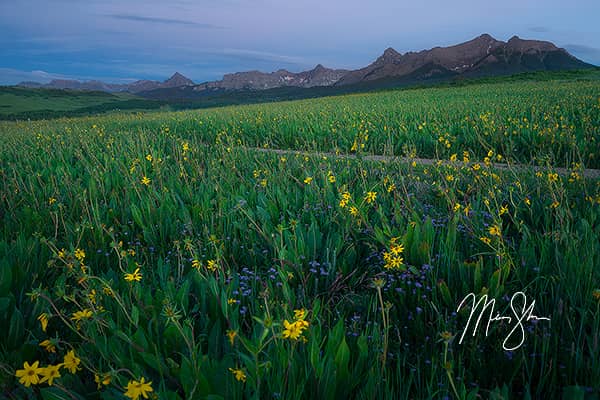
xmin=0 ymin=86 xmax=164 ymax=120
xmin=17 ymin=72 xmax=195 ymax=93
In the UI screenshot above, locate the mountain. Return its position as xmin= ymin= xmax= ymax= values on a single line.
xmin=139 ymin=34 xmax=593 ymax=100
xmin=17 ymin=72 xmax=195 ymax=93
xmin=163 ymin=72 xmax=195 ymax=88
xmin=191 ymin=64 xmax=348 ymax=92
xmin=335 ymin=34 xmax=592 ymax=86
xmin=16 ymin=35 xmax=595 ymax=99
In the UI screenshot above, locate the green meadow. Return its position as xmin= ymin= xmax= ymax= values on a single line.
xmin=1 ymin=78 xmax=600 ymax=399
xmin=0 ymin=87 xmax=163 ymax=121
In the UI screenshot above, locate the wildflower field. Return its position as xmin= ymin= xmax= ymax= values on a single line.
xmin=1 ymin=79 xmax=600 ymax=399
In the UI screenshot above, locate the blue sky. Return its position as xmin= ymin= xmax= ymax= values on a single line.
xmin=1 ymin=0 xmax=599 ymax=84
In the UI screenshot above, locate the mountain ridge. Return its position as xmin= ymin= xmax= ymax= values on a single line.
xmin=334 ymin=34 xmax=586 ymax=86
xmin=18 ymin=72 xmax=195 ymax=93
xmin=192 ymin=64 xmax=349 ymax=92
xmin=17 ymin=34 xmax=595 ymax=96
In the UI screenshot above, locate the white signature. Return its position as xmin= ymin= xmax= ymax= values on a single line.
xmin=457 ymin=291 xmax=551 ymax=351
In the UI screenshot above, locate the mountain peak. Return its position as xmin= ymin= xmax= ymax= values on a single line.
xmin=383 ymin=47 xmax=401 ymax=57
xmin=377 ymin=47 xmax=402 ymax=64
xmin=478 ymin=33 xmax=495 ymax=41
xmin=467 ymin=33 xmax=500 ymax=47
xmin=164 ymin=72 xmax=194 ymax=86
xmin=506 ymin=35 xmax=558 ymax=52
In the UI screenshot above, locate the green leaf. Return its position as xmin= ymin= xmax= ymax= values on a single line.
xmin=474 ymin=262 xmax=482 ymax=292
xmin=438 ymin=280 xmax=453 ymax=306
xmin=180 ymin=356 xmax=209 ymax=398
xmin=130 ymin=204 xmax=144 ymax=230
xmin=7 ymin=308 xmax=24 ymax=350
xmin=0 ymin=296 xmax=13 ymax=315
xmin=562 ymin=386 xmax=585 ymax=400
xmin=131 ymin=306 xmax=139 ymax=326
xmin=334 ymin=336 xmax=350 ymax=384
xmin=40 ymin=387 xmax=76 ymax=400
xmin=489 ymin=269 xmax=503 ymax=294
xmin=0 ymin=258 xmax=12 ymax=293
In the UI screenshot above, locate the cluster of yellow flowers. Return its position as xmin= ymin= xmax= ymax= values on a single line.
xmin=37 ymin=313 xmax=49 ymax=332
xmin=124 ymin=377 xmax=153 ymax=400
xmin=74 ymin=248 xmax=85 ymax=262
xmin=229 ymin=367 xmax=247 ymax=383
xmin=206 ymin=259 xmax=218 ymax=272
xmin=350 ymin=125 xmax=369 ymax=152
xmin=95 ymin=373 xmax=112 ymax=389
xmin=71 ymin=308 xmax=93 ymax=329
xmin=488 ymin=224 xmax=502 ymax=237
xmin=437 ymin=132 xmax=453 ymax=149
xmin=382 ymin=238 xmax=405 ymax=270
xmin=339 ymin=191 xmax=351 ymax=208
xmin=119 ymin=245 xmax=136 ymax=258
xmin=16 ymin=353 xmax=151 ymax=399
xmin=282 ymin=309 xmax=310 ymax=341
xmin=55 ymin=247 xmax=89 ymax=275
xmin=15 ymin=350 xmax=81 ymax=387
xmin=252 ymin=169 xmax=269 ymax=187
xmin=364 ymin=191 xmax=377 ymax=204
xmin=383 ymin=176 xmax=395 ymax=193
xmin=327 ymin=171 xmax=336 ymax=183
xmin=191 ymin=258 xmax=219 ymax=272
xmin=547 ymin=172 xmax=559 ymax=183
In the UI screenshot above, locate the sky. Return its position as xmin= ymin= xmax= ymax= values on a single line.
xmin=1 ymin=0 xmax=599 ymax=85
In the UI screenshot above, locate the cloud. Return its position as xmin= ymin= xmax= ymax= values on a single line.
xmin=219 ymin=48 xmax=308 ymax=65
xmin=165 ymin=47 xmax=311 ymax=66
xmin=163 ymin=45 xmax=313 ymax=69
xmin=563 ymin=44 xmax=600 ymax=65
xmin=563 ymin=44 xmax=600 ymax=55
xmin=0 ymin=68 xmax=141 ymax=85
xmin=0 ymin=68 xmax=69 ymax=85
xmin=529 ymin=26 xmax=550 ymax=33
xmin=106 ymin=14 xmax=225 ymax=29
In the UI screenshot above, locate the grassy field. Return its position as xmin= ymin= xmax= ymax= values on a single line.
xmin=3 ymin=69 xmax=599 ymax=121
xmin=0 ymin=87 xmax=164 ymax=121
xmin=1 ymin=77 xmax=600 ymax=399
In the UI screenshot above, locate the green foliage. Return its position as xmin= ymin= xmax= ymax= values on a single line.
xmin=1 ymin=78 xmax=600 ymax=399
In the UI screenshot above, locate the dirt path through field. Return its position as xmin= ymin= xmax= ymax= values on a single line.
xmin=248 ymin=147 xmax=600 ymax=179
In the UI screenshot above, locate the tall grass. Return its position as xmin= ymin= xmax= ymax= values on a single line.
xmin=1 ymin=79 xmax=599 ymax=399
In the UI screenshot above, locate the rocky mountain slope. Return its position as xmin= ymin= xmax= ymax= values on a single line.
xmin=193 ymin=64 xmax=348 ymax=91
xmin=336 ymin=34 xmax=591 ymax=85
xmin=17 ymin=34 xmax=594 ymax=96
